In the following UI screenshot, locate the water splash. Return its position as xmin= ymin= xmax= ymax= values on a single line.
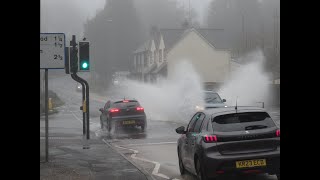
xmin=110 ymin=61 xmax=204 ymax=122
xmin=218 ymin=50 xmax=272 ymax=107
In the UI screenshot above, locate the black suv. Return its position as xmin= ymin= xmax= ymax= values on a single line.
xmin=176 ymin=106 xmax=280 ymax=180
xmin=99 ymin=99 xmax=147 ymax=132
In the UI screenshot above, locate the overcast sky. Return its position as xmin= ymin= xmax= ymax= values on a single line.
xmin=41 ymin=0 xmax=211 ymax=37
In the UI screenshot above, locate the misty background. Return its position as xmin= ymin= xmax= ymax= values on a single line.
xmin=41 ymin=0 xmax=280 ymax=90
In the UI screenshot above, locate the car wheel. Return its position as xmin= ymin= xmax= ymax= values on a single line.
xmin=107 ymin=119 xmax=112 ymax=132
xmin=141 ymin=121 xmax=147 ymax=131
xmin=196 ymin=158 xmax=211 ymax=180
xmin=100 ymin=121 xmax=103 ymax=129
xmin=100 ymin=116 xmax=104 ymax=129
xmin=178 ymin=148 xmax=185 ymax=175
xmin=276 ymin=173 xmax=280 ymax=180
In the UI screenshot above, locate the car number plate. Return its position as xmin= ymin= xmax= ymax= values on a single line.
xmin=236 ymin=159 xmax=266 ymax=168
xmin=123 ymin=120 xmax=135 ymax=125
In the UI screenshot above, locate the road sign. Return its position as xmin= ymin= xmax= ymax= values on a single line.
xmin=40 ymin=33 xmax=66 ymax=69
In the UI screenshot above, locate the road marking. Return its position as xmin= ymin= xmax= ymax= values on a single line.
xmin=71 ymin=111 xmax=83 ymax=124
xmin=102 ymin=139 xmax=174 ymax=180
xmin=125 ymin=142 xmax=177 ymax=146
xmin=40 ymin=136 xmax=82 ymax=140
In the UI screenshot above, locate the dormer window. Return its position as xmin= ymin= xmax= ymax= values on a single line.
xmin=159 ymin=49 xmax=162 ymax=63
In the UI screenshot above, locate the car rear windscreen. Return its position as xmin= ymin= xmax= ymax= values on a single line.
xmin=212 ymin=112 xmax=276 ymax=132
xmin=112 ymin=100 xmax=140 ymax=108
xmin=205 ymin=92 xmax=222 ymax=103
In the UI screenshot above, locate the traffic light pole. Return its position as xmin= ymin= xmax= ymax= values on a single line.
xmin=71 ymin=74 xmax=86 ymax=136
xmin=72 ymin=73 xmax=90 ymax=140
xmin=69 ymin=35 xmax=90 ymax=149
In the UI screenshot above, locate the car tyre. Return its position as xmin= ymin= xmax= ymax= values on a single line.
xmin=196 ymin=158 xmax=212 ymax=180
xmin=107 ymin=119 xmax=112 ymax=132
xmin=178 ymin=148 xmax=185 ymax=175
xmin=141 ymin=120 xmax=147 ymax=132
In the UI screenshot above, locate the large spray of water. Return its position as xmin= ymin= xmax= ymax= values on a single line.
xmin=105 ymin=50 xmax=272 ymax=123
xmin=110 ymin=61 xmax=204 ymax=122
xmin=218 ymin=50 xmax=271 ymax=107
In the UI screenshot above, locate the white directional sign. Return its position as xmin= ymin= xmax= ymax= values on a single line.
xmin=40 ymin=33 xmax=65 ymax=69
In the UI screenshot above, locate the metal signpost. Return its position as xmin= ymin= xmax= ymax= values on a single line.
xmin=40 ymin=33 xmax=66 ymax=162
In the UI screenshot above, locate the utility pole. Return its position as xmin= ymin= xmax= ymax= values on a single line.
xmin=189 ymin=0 xmax=191 ymax=25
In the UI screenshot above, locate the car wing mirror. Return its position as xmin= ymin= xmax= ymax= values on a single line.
xmin=222 ymin=99 xmax=226 ymax=102
xmin=175 ymin=126 xmax=186 ymax=134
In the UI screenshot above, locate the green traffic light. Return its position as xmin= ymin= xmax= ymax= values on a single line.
xmin=82 ymin=62 xmax=88 ymax=69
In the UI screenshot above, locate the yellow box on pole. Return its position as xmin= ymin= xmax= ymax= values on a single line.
xmin=48 ymin=98 xmax=53 ymax=110
xmin=83 ymin=100 xmax=86 ymax=112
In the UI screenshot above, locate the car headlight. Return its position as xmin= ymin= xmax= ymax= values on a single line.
xmin=195 ymin=105 xmax=204 ymax=111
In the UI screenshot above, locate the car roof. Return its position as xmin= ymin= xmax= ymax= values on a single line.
xmin=112 ymin=99 xmax=138 ymax=103
xmin=203 ymin=106 xmax=266 ymax=116
xmin=204 ymin=90 xmax=218 ymax=93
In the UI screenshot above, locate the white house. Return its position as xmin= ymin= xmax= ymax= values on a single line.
xmin=132 ymin=28 xmax=241 ymax=89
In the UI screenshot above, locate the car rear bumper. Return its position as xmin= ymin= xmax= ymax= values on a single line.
xmin=111 ymin=115 xmax=146 ymax=126
xmin=203 ymin=149 xmax=280 ymax=178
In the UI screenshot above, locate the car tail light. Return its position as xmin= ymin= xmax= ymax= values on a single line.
xmin=203 ymin=135 xmax=217 ymax=143
xmin=276 ymin=129 xmax=280 ymax=137
xmin=109 ymin=108 xmax=120 ymax=113
xmin=136 ymin=107 xmax=144 ymax=111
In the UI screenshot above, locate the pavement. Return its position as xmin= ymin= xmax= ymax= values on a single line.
xmin=40 ymin=108 xmax=151 ymax=180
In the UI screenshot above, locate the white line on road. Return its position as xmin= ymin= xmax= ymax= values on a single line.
xmin=71 ymin=111 xmax=83 ymax=124
xmin=40 ymin=137 xmax=82 ymax=140
xmin=124 ymin=142 xmax=177 ymax=146
xmin=102 ymin=139 xmax=179 ymax=180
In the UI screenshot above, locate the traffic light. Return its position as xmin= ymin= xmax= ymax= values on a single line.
xmin=65 ymin=47 xmax=70 ymax=74
xmin=78 ymin=41 xmax=90 ymax=71
xmin=70 ymin=36 xmax=78 ymax=74
xmin=70 ymin=46 xmax=78 ymax=73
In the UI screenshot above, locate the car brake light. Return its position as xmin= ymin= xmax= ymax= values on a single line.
xmin=136 ymin=107 xmax=144 ymax=111
xmin=203 ymin=135 xmax=217 ymax=143
xmin=276 ymin=129 xmax=280 ymax=137
xmin=109 ymin=108 xmax=120 ymax=113
xmin=123 ymin=100 xmax=129 ymax=103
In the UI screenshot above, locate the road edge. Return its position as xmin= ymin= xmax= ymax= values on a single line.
xmin=102 ymin=139 xmax=156 ymax=180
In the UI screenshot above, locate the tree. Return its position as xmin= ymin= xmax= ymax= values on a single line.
xmin=84 ymin=0 xmax=144 ymax=88
xmin=134 ymin=0 xmax=189 ymax=30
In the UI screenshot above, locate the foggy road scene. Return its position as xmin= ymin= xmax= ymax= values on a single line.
xmin=40 ymin=0 xmax=280 ymax=180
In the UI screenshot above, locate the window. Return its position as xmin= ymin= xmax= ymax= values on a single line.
xmin=150 ymin=51 xmax=153 ymax=64
xmin=104 ymin=101 xmax=111 ymax=110
xmin=159 ymin=49 xmax=162 ymax=62
xmin=144 ymin=53 xmax=148 ymax=67
xmin=212 ymin=112 xmax=276 ymax=132
xmin=201 ymin=117 xmax=209 ymax=132
xmin=154 ymin=51 xmax=157 ymax=63
xmin=194 ymin=113 xmax=205 ymax=133
xmin=112 ymin=100 xmax=140 ymax=108
xmin=187 ymin=113 xmax=201 ymax=132
xmin=205 ymin=92 xmax=223 ymax=104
